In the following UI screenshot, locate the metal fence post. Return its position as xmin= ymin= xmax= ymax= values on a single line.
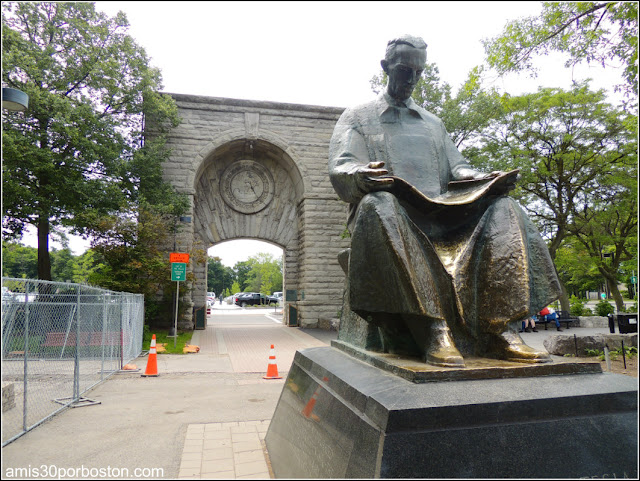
xmin=2 ymin=277 xmax=145 ymax=446
xmin=22 ymin=281 xmax=30 ymax=432
xmin=73 ymin=284 xmax=80 ymax=402
xmin=120 ymin=294 xmax=124 ymax=370
xmin=100 ymin=291 xmax=107 ymax=380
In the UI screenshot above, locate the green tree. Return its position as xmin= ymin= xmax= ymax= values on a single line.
xmin=1 ymin=241 xmax=38 ymax=279
xmin=72 ymin=249 xmax=102 ymax=284
xmin=242 ymin=253 xmax=283 ymax=294
xmin=234 ymin=260 xmax=253 ymax=291
xmin=469 ymin=81 xmax=636 ymax=310
xmin=483 ymin=1 xmax=638 ymax=99
xmin=207 ymin=256 xmax=235 ymax=296
xmin=2 ymin=2 xmax=179 ymax=280
xmin=230 ymin=281 xmax=241 ymax=295
xmin=87 ymin=205 xmax=197 ymax=327
xmin=50 ymin=247 xmax=75 ymax=282
xmin=554 ymin=242 xmax=606 ymax=297
xmin=570 ymin=149 xmax=637 ymax=310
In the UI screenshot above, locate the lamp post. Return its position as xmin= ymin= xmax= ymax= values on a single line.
xmin=2 ymin=87 xmax=29 ymax=111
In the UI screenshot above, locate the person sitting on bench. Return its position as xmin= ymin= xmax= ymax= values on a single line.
xmin=520 ymin=316 xmax=538 ymax=333
xmin=539 ymin=306 xmax=563 ymax=332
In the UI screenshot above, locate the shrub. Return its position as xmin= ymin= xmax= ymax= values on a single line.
xmin=595 ymin=300 xmax=615 ymax=317
xmin=569 ymin=295 xmax=586 ymax=316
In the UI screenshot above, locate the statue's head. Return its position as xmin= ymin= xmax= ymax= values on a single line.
xmin=381 ymin=35 xmax=427 ymax=102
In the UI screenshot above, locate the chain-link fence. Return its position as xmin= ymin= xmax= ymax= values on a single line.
xmin=2 ymin=278 xmax=144 ymax=446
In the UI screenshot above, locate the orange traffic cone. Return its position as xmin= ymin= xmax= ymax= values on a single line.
xmin=302 ymin=376 xmax=328 ymax=418
xmin=263 ymin=344 xmax=282 ymax=379
xmin=141 ymin=334 xmax=159 ymax=377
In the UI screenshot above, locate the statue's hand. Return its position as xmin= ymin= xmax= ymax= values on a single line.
xmin=355 ymin=161 xmax=394 ymax=193
xmin=479 ymin=171 xmax=519 ymax=193
xmin=461 ymin=170 xmax=501 ymax=180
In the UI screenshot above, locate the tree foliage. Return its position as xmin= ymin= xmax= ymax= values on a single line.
xmin=207 ymin=256 xmax=234 ymax=296
xmin=468 ymin=81 xmax=635 ymax=256
xmin=468 ymin=81 xmax=637 ymax=309
xmin=235 ymin=253 xmax=283 ymax=295
xmin=483 ymin=1 xmax=638 ymax=99
xmin=1 ymin=240 xmax=98 ymax=283
xmin=87 ymin=206 xmax=201 ymax=327
xmin=2 ymin=2 xmax=181 ymax=280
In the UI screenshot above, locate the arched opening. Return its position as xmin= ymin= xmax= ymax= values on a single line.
xmin=206 ymin=239 xmax=284 ymax=302
xmin=190 ymin=137 xmax=304 ymax=325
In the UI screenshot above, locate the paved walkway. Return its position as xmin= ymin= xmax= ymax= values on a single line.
xmin=175 ymin=309 xmax=329 ymax=479
xmin=1 ymin=309 xmax=332 ymax=480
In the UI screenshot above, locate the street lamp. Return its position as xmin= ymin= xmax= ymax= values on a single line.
xmin=2 ymin=87 xmax=29 ymax=111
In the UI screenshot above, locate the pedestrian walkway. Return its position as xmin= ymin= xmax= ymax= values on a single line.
xmin=178 ymin=421 xmax=271 ymax=479
xmin=174 ymin=313 xmax=330 ymax=479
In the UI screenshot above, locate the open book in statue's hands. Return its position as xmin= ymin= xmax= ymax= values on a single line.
xmin=387 ymin=169 xmax=520 ymax=219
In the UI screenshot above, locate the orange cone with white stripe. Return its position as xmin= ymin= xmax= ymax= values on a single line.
xmin=302 ymin=376 xmax=328 ymax=418
xmin=141 ymin=334 xmax=159 ymax=377
xmin=263 ymin=344 xmax=282 ymax=379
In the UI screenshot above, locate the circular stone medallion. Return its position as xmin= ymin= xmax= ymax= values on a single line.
xmin=220 ymin=160 xmax=275 ymax=214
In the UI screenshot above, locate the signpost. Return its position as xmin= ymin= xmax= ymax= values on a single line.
xmin=170 ymin=253 xmax=189 ymax=264
xmin=170 ymin=254 xmax=189 ymax=348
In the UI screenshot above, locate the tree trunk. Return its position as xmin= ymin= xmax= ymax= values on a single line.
xmin=607 ymin=272 xmax=624 ymax=312
xmin=599 ymin=265 xmax=625 ymax=311
xmin=558 ymin=281 xmax=571 ymax=312
xmin=37 ymin=216 xmax=52 ymax=281
xmin=551 ymin=262 xmax=571 ymax=312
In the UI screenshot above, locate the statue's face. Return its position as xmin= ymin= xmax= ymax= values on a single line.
xmin=383 ymin=44 xmax=426 ymax=102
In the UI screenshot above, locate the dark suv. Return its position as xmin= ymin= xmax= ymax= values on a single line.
xmin=235 ymin=292 xmax=267 ymax=307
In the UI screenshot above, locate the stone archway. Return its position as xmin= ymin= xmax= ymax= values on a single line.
xmin=191 ymin=138 xmax=303 ymax=318
xmin=160 ymin=94 xmax=350 ymax=329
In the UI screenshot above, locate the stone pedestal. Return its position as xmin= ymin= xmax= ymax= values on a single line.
xmin=265 ymin=346 xmax=638 ymax=478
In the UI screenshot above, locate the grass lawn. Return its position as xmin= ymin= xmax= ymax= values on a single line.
xmin=143 ymin=329 xmax=194 ymax=354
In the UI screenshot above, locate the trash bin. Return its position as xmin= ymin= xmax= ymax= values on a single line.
xmin=608 ymin=314 xmax=616 ymax=334
xmin=194 ymin=306 xmax=206 ymax=330
xmin=616 ymin=313 xmax=638 ymax=334
xmin=288 ymin=305 xmax=298 ymax=327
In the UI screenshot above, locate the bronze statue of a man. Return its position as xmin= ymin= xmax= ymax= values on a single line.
xmin=329 ymin=35 xmax=561 ymax=367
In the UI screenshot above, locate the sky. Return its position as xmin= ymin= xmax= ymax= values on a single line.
xmin=17 ymin=1 xmax=626 ymax=267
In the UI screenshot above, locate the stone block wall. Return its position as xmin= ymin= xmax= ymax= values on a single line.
xmin=158 ymin=94 xmax=351 ymax=328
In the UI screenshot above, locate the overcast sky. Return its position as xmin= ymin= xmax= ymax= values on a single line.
xmin=20 ymin=1 xmax=625 ymax=267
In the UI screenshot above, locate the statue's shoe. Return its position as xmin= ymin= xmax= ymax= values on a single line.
xmin=426 ymin=344 xmax=465 ymax=368
xmin=485 ymin=329 xmax=551 ymax=364
xmin=425 ymin=322 xmax=465 ymax=368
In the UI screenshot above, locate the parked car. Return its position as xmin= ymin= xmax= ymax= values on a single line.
xmin=231 ymin=292 xmax=246 ymax=305
xmin=267 ymin=292 xmax=283 ymax=305
xmin=2 ymin=287 xmax=15 ymax=303
xmin=235 ymin=292 xmax=267 ymax=307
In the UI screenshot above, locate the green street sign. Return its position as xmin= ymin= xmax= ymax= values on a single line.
xmin=631 ymin=276 xmax=637 ymax=284
xmin=171 ymin=262 xmax=186 ymax=282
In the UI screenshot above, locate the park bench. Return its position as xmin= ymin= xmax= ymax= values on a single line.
xmin=536 ymin=310 xmax=578 ymax=330
xmin=42 ymin=332 xmax=91 ymax=347
xmin=43 ymin=331 xmax=125 ymax=347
